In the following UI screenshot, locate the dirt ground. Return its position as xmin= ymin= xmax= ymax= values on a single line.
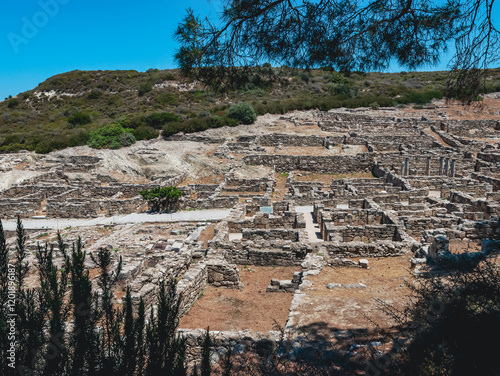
xmin=292 ymin=256 xmax=412 ymax=342
xmin=179 ymin=266 xmax=300 ymax=332
xmin=273 ymin=172 xmax=288 ymax=201
xmin=198 ymin=224 xmax=216 ymax=248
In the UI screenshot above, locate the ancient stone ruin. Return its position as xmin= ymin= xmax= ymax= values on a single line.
xmin=2 ymin=106 xmax=499 ymax=367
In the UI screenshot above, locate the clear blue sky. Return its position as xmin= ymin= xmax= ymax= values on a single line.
xmin=1 ymin=0 xmax=498 ymax=101
xmin=0 ymin=0 xmax=222 ymax=100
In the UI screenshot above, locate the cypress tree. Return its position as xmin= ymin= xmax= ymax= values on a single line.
xmin=34 ymin=239 xmax=70 ymax=376
xmin=90 ymin=246 xmax=123 ymax=372
xmin=0 ymin=219 xmax=12 ymax=376
xmin=69 ymin=237 xmax=94 ymax=376
xmin=200 ymin=327 xmax=212 ymax=376
xmin=121 ymin=286 xmax=137 ymax=376
xmin=135 ymin=297 xmax=146 ymax=376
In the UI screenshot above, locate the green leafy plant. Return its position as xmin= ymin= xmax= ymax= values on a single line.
xmin=226 ymin=102 xmax=257 ymax=124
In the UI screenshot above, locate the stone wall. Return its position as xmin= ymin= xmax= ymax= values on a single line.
xmin=243 ymin=154 xmax=374 ymax=173
xmin=320 ymin=240 xmax=413 ymax=258
xmin=322 ymin=223 xmax=402 ymax=242
xmin=178 ymin=263 xmax=209 ymax=316
xmin=177 ymin=328 xmax=281 ymax=366
xmin=242 ymin=229 xmax=300 ymax=241
xmin=205 ymin=257 xmax=243 ymax=289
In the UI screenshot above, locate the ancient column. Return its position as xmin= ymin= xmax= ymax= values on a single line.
xmin=439 ymin=157 xmax=444 ymax=175
xmin=450 ymin=159 xmax=456 ymax=178
xmin=444 ymin=158 xmax=449 ymax=177
xmin=425 ymin=157 xmax=431 ymax=176
xmin=400 ymin=161 xmax=405 ymax=176
xmin=404 ymin=157 xmax=409 ymax=176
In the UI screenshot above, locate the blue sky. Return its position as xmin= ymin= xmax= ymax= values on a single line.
xmin=0 ymin=0 xmax=498 ymax=101
xmin=0 ymin=0 xmax=222 ymax=100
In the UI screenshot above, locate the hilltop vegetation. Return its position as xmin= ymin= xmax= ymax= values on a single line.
xmin=1 ymin=67 xmax=500 ymax=154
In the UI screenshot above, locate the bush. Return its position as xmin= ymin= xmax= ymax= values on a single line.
xmin=120 ymin=132 xmax=136 ymax=146
xmin=68 ymin=112 xmax=91 ymax=126
xmin=143 ymin=112 xmax=180 ymax=129
xmin=87 ymin=123 xmax=135 ymax=149
xmin=7 ymin=98 xmax=19 ymax=108
xmin=87 ymin=89 xmax=102 ymax=100
xmin=132 ymin=126 xmax=159 ymax=141
xmin=35 ymin=135 xmax=71 ymax=154
xmin=138 ymin=82 xmax=153 ymax=96
xmin=161 ymin=116 xmax=238 ymax=137
xmin=226 ymin=102 xmax=257 ymax=124
xmin=155 ymin=92 xmax=178 ymax=106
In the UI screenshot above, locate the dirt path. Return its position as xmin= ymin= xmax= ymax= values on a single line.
xmin=423 ymin=127 xmax=453 ymax=148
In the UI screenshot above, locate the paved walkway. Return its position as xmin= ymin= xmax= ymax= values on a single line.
xmin=296 ymin=206 xmax=323 ymax=242
xmin=1 ymin=209 xmax=232 ymax=231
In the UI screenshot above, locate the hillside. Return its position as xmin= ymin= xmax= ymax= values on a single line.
xmin=1 ymin=67 xmax=500 ymax=154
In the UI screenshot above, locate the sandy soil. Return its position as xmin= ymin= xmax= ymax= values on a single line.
xmin=179 ymin=266 xmax=300 ymax=332
xmin=292 ymin=256 xmax=412 ymax=342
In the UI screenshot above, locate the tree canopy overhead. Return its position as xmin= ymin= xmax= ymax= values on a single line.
xmin=175 ymin=0 xmax=499 ymax=101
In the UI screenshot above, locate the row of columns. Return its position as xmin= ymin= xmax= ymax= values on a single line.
xmin=439 ymin=157 xmax=456 ymax=177
xmin=400 ymin=157 xmax=456 ymax=177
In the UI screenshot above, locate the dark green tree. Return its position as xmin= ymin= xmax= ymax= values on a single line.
xmin=145 ymin=279 xmax=187 ymax=376
xmin=200 ymin=327 xmax=212 ymax=376
xmin=374 ymin=259 xmax=500 ymax=376
xmin=119 ymin=287 xmax=137 ymax=376
xmin=33 ymin=233 xmax=71 ymax=376
xmin=69 ymin=238 xmax=97 ymax=376
xmin=0 ymin=219 xmax=12 ymax=376
xmin=136 ymin=298 xmax=146 ymax=376
xmin=90 ymin=246 xmax=123 ymax=373
xmin=139 ymin=186 xmax=183 ymax=213
xmin=175 ymin=0 xmax=499 ymax=102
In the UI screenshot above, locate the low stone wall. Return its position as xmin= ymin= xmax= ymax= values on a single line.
xmin=0 ymin=193 xmax=42 ymax=218
xmin=402 ymin=216 xmax=462 ymax=238
xmin=461 ymin=218 xmax=500 ymax=241
xmin=243 ymin=154 xmax=374 ymax=173
xmin=178 ymin=263 xmax=209 ymax=316
xmin=266 ymin=272 xmax=302 ymax=292
xmin=222 ymin=246 xmax=308 ymax=266
xmin=322 ymin=223 xmax=401 ymax=242
xmin=472 ymin=173 xmax=500 ymax=192
xmin=177 ymin=328 xmax=281 ymax=365
xmin=206 ymin=258 xmax=242 ymax=289
xmin=242 ymin=229 xmax=300 ymax=241
xmin=179 ymin=196 xmax=238 ymax=210
xmin=321 ymin=240 xmax=413 ymax=257
xmin=259 ymin=134 xmax=326 ymax=147
xmin=46 ymin=196 xmax=144 ymax=218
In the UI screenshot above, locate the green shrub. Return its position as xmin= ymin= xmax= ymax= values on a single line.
xmin=35 ymin=135 xmax=71 ymax=154
xmin=132 ymin=126 xmax=159 ymax=140
xmin=7 ymin=98 xmax=19 ymax=108
xmin=138 ymin=82 xmax=153 ymax=96
xmin=162 ymin=122 xmax=184 ymax=137
xmin=143 ymin=112 xmax=180 ymax=129
xmin=68 ymin=130 xmax=90 ymax=147
xmin=155 ymin=92 xmax=178 ymax=106
xmin=68 ymin=112 xmax=91 ymax=126
xmin=87 ymin=89 xmax=102 ymax=100
xmin=226 ymin=102 xmax=257 ymax=124
xmin=161 ymin=115 xmax=238 ymax=137
xmin=87 ymin=123 xmax=135 ymax=149
xmin=120 ymin=132 xmax=136 ymax=146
